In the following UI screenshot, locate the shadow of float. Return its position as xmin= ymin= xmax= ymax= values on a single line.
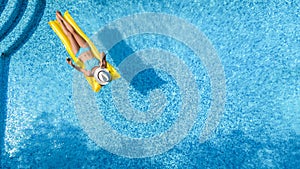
xmin=95 ymin=28 xmax=167 ymax=96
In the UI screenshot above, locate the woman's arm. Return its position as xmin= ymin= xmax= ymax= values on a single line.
xmin=66 ymin=58 xmax=93 ymax=77
xmin=99 ymin=52 xmax=107 ymax=68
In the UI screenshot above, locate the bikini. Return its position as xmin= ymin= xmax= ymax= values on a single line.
xmin=76 ymin=47 xmax=100 ymax=71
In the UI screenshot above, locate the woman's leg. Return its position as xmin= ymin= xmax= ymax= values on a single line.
xmin=56 ymin=12 xmax=80 ymax=54
xmin=56 ymin=11 xmax=88 ymax=48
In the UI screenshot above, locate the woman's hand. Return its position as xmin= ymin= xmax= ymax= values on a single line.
xmin=66 ymin=58 xmax=73 ymax=67
xmin=65 ymin=57 xmax=92 ymax=76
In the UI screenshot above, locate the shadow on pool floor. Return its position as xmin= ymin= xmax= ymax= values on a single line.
xmin=95 ymin=28 xmax=167 ymax=96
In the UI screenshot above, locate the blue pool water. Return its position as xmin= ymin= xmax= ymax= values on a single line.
xmin=1 ymin=0 xmax=299 ymax=168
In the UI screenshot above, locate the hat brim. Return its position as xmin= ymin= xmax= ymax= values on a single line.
xmin=94 ymin=68 xmax=112 ymax=85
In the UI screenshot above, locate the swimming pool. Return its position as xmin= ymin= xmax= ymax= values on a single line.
xmin=1 ymin=0 xmax=299 ymax=168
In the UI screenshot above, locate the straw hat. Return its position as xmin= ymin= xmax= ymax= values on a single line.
xmin=94 ymin=68 xmax=112 ymax=85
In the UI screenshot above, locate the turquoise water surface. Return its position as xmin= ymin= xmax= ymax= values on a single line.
xmin=0 ymin=0 xmax=299 ymax=168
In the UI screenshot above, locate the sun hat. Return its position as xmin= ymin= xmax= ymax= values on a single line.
xmin=94 ymin=68 xmax=112 ymax=85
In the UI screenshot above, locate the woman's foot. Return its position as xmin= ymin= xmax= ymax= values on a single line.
xmin=56 ymin=10 xmax=75 ymax=34
xmin=56 ymin=11 xmax=71 ymax=36
xmin=56 ymin=10 xmax=63 ymax=20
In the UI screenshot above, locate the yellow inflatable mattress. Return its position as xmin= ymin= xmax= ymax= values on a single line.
xmin=48 ymin=11 xmax=120 ymax=92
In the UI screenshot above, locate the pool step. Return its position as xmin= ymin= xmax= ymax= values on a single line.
xmin=0 ymin=0 xmax=46 ymax=57
xmin=0 ymin=0 xmax=18 ymax=29
xmin=0 ymin=0 xmax=27 ymax=41
xmin=0 ymin=0 xmax=9 ymax=16
xmin=0 ymin=0 xmax=32 ymax=52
